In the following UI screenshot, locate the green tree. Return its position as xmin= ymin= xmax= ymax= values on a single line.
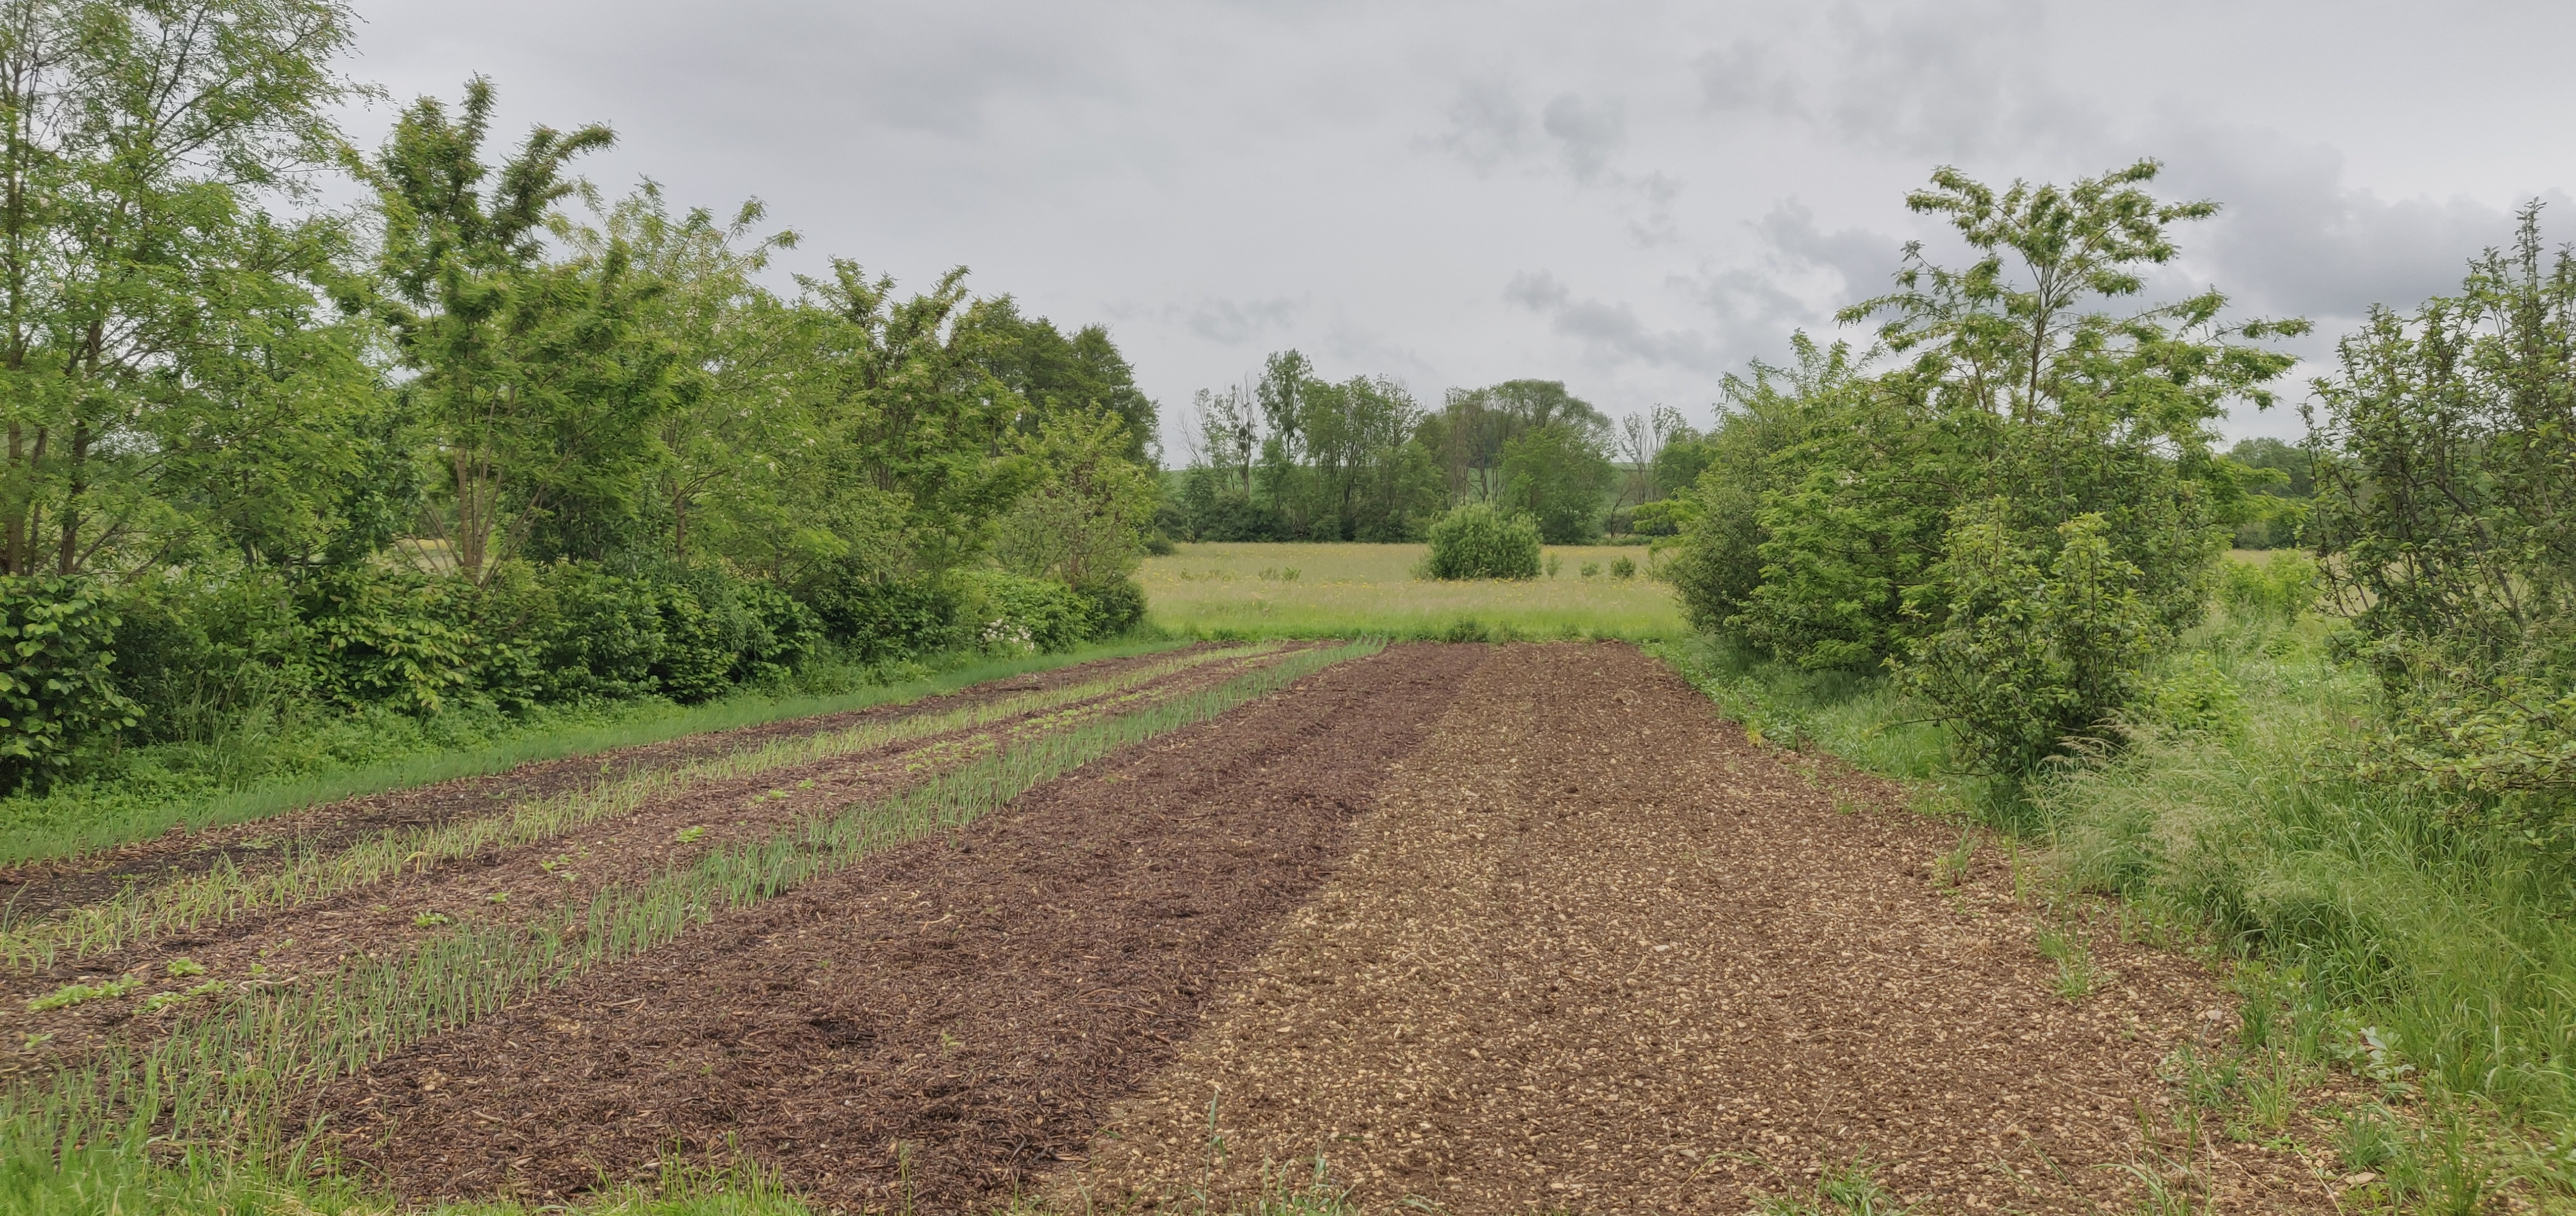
xmin=2309 ymin=204 xmax=2576 ymax=797
xmin=0 ymin=0 xmax=368 ymax=576
xmin=1499 ymin=422 xmax=1612 ymax=543
xmin=364 ymin=77 xmax=665 ymax=582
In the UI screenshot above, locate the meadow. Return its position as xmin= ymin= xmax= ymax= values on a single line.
xmin=1138 ymin=542 xmax=1688 ymax=641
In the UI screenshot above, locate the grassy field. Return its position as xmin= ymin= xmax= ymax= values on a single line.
xmin=1139 ymin=542 xmax=1687 ymax=640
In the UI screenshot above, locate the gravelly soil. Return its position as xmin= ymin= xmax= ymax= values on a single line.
xmin=313 ymin=643 xmax=1488 ymax=1212
xmin=0 ymin=647 xmax=1213 ymax=918
xmin=1063 ymin=642 xmax=2335 ymax=1214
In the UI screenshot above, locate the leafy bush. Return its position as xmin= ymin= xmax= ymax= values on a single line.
xmin=1900 ymin=510 xmax=2163 ymax=775
xmin=954 ymin=569 xmax=1095 ymax=653
xmin=2218 ymin=552 xmax=2319 ymax=624
xmin=2310 ymin=207 xmax=2576 ymax=800
xmin=1629 ymin=498 xmax=1697 ymax=536
xmin=298 ymin=568 xmax=478 ymax=714
xmin=1609 ymin=555 xmax=1637 ymax=580
xmin=0 ymin=579 xmax=140 ymax=790
xmin=110 ymin=572 xmax=314 ymax=743
xmin=479 ymin=563 xmax=822 ymax=706
xmin=1420 ymin=502 xmax=1541 ymax=580
xmin=1074 ymin=578 xmax=1148 ymax=638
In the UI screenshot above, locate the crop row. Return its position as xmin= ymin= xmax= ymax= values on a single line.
xmin=1 ymin=643 xmax=1283 ymax=972
xmin=2 ymin=640 xmax=1376 ymax=1167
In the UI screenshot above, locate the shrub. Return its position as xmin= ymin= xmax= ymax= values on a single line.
xmin=954 ymin=569 xmax=1094 ymax=653
xmin=1421 ymin=502 xmax=1541 ymax=580
xmin=1630 ymin=498 xmax=1697 ymax=536
xmin=1609 ymin=555 xmax=1637 ymax=580
xmin=0 ymin=578 xmax=140 ymax=791
xmin=1074 ymin=578 xmax=1148 ymax=638
xmin=2218 ymin=552 xmax=2319 ymax=624
xmin=298 ymin=568 xmax=477 ymax=714
xmin=801 ymin=569 xmax=967 ymax=663
xmin=110 ymin=572 xmax=314 ymax=743
xmin=1899 ymin=509 xmax=2163 ymax=776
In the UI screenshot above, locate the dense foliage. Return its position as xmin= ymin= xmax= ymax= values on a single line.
xmin=1670 ymin=162 xmax=2306 ymax=774
xmin=2310 ymin=206 xmax=2576 ymax=805
xmin=1175 ymin=358 xmax=1677 ymax=546
xmin=0 ymin=1 xmax=1162 ymax=787
xmin=1420 ymin=502 xmax=1542 ymax=581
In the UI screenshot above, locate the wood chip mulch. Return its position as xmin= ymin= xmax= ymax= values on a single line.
xmin=1062 ymin=642 xmax=2337 ymax=1214
xmin=312 ymin=643 xmax=1489 ymax=1212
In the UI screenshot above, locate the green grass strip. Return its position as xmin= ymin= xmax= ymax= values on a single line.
xmin=0 ymin=644 xmax=1280 ymax=970
xmin=2 ymin=640 xmax=1380 ymax=1164
xmin=0 ymin=639 xmax=1199 ymax=870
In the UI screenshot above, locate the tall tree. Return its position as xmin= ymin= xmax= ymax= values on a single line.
xmin=363 ymin=77 xmax=646 ymax=582
xmin=0 ymin=0 xmax=362 ymax=575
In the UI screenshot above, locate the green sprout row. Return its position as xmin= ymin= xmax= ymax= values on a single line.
xmin=1 ymin=644 xmax=1284 ymax=971
xmin=1 ymin=640 xmax=1377 ymax=1169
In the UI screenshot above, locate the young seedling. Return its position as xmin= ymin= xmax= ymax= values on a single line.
xmin=674 ymin=825 xmax=707 ymax=844
xmin=29 ymin=976 xmax=140 ymax=1011
xmin=165 ymin=957 xmax=206 ymax=977
xmin=413 ymin=912 xmax=452 ymax=928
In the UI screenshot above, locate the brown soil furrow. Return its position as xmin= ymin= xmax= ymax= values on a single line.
xmin=1066 ymin=642 xmax=2334 ymax=1214
xmin=0 ymin=647 xmax=1215 ymax=917
xmin=311 ymin=643 xmax=1488 ymax=1212
xmin=2 ymin=648 xmax=1306 ymax=1055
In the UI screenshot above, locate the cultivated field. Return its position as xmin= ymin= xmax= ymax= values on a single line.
xmin=0 ymin=637 xmax=2337 ymax=1214
xmin=1139 ymin=542 xmax=1688 ymax=640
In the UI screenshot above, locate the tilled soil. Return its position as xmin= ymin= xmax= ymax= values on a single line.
xmin=315 ymin=643 xmax=1488 ymax=1211
xmin=1065 ymin=643 xmax=2335 ymax=1214
xmin=1 ymin=647 xmax=1299 ymax=1059
xmin=0 ymin=647 xmax=1214 ymax=918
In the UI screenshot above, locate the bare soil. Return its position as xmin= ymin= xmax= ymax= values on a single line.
xmin=313 ymin=643 xmax=1487 ymax=1211
xmin=1064 ymin=643 xmax=2336 ymax=1213
xmin=0 ymin=647 xmax=1211 ymax=918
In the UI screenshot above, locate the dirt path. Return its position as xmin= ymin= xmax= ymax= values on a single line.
xmin=314 ymin=644 xmax=1489 ymax=1212
xmin=1065 ymin=643 xmax=2332 ymax=1214
xmin=0 ymin=647 xmax=1214 ymax=918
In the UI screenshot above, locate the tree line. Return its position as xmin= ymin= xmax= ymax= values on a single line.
xmin=0 ymin=0 xmax=1161 ymax=787
xmin=1172 ymin=353 xmax=1718 ymax=545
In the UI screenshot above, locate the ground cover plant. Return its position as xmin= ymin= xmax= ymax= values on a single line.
xmin=1137 ymin=542 xmax=1684 ymax=640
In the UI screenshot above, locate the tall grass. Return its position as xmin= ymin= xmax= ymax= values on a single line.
xmin=0 ymin=642 xmax=1379 ymax=1200
xmin=0 ymin=638 xmax=1195 ymax=868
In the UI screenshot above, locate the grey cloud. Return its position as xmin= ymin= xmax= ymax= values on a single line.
xmin=1693 ymin=1 xmax=2095 ymax=160
xmin=2160 ymin=127 xmax=2527 ymax=322
xmin=1507 ymin=270 xmax=1728 ymax=373
xmin=1433 ymin=78 xmax=1532 ymax=172
xmin=1184 ymin=297 xmax=1304 ymax=344
xmin=1541 ymin=93 xmax=1625 ymax=183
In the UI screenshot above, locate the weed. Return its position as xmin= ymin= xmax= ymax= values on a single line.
xmin=27 ymin=976 xmax=138 ymax=1011
xmin=412 ymin=912 xmax=451 ymax=928
xmin=674 ymin=825 xmax=706 ymax=844
xmin=2034 ymin=925 xmax=2096 ymax=1000
xmin=165 ymin=958 xmax=205 ymax=978
xmin=1754 ymin=1157 xmax=1914 ymax=1215
xmin=1933 ymin=832 xmax=1977 ymax=887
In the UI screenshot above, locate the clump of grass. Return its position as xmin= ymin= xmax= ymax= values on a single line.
xmin=1754 ymin=1157 xmax=1914 ymax=1215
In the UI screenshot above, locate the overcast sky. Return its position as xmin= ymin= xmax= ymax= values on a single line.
xmin=340 ymin=1 xmax=2576 ymax=452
